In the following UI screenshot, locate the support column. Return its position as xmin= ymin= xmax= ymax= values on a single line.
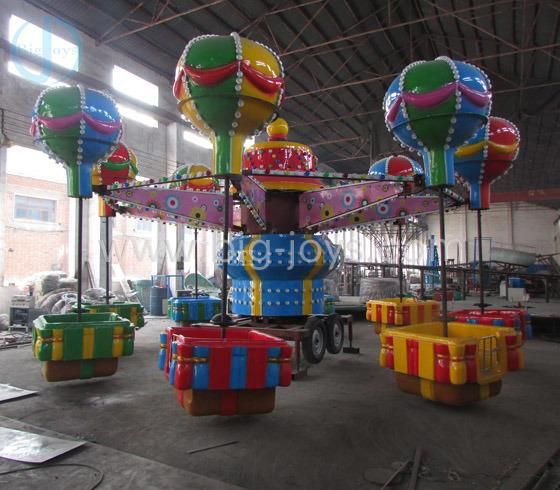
xmin=69 ymin=198 xmax=90 ymax=290
xmin=464 ymin=204 xmax=469 ymax=264
xmin=0 ymin=147 xmax=6 ymax=286
xmin=510 ymin=202 xmax=515 ymax=249
xmin=99 ymin=217 xmax=112 ymax=299
xmin=164 ymin=121 xmax=180 ymax=286
xmin=155 ymin=222 xmax=167 ymax=276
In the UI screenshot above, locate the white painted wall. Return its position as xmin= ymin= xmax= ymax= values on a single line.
xmin=425 ymin=202 xmax=558 ymax=264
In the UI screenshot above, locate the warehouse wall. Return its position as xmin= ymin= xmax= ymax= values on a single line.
xmin=3 ymin=174 xmax=69 ymax=283
xmin=425 ymin=202 xmax=558 ymax=264
xmin=0 ymin=0 xmax=217 ymax=289
xmin=0 ymin=0 xmax=213 ymax=175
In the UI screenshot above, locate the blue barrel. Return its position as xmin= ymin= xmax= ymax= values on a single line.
xmin=509 ymin=277 xmax=525 ymax=288
xmin=150 ymin=286 xmax=168 ymax=316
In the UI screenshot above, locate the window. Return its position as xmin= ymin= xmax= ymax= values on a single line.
xmin=183 ymin=130 xmax=212 ymax=149
xmin=182 ymin=130 xmax=254 ymax=150
xmin=244 ymin=136 xmax=255 ymax=148
xmin=112 ymin=65 xmax=159 ymax=106
xmin=8 ymin=14 xmax=79 ymax=86
xmin=133 ymin=219 xmax=153 ymax=234
xmin=7 ymin=145 xmax=67 ymax=183
xmin=118 ymin=104 xmax=158 ymax=128
xmin=14 ymin=195 xmax=56 ymax=222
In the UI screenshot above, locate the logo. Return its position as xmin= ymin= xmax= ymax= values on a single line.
xmin=9 ymin=15 xmax=81 ymax=85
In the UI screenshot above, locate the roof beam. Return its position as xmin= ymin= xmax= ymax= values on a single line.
xmin=493 ymin=188 xmax=560 ymax=202
xmin=285 ymin=42 xmax=560 ymax=99
xmin=96 ymin=1 xmax=145 ymax=44
xmin=423 ymin=0 xmax=560 ymax=64
xmin=100 ymin=0 xmax=226 ymax=45
xmin=280 ymin=0 xmax=514 ymax=56
xmin=290 ymin=109 xmax=383 ymax=128
xmin=282 ymin=0 xmax=330 ymax=53
xmin=320 ymin=154 xmax=370 ymax=164
xmin=240 ymin=0 xmax=324 ymax=36
xmin=310 ymin=136 xmax=361 ymax=147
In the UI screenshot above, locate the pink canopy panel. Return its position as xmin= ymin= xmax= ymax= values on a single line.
xmin=299 ymin=181 xmax=403 ymax=229
xmin=105 ymin=186 xmax=231 ymax=230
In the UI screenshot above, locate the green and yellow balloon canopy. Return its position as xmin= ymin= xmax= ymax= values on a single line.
xmin=173 ymin=33 xmax=285 ymax=175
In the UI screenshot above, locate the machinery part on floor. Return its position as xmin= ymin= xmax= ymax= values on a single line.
xmin=325 ymin=314 xmax=344 ymax=354
xmin=381 ymin=460 xmax=412 ymax=489
xmin=301 ymin=316 xmax=326 ymax=364
xmin=363 ymin=468 xmax=398 ymax=485
xmin=187 ymin=440 xmax=238 ymax=455
xmin=408 ymin=447 xmax=423 ymax=490
xmin=521 ymin=447 xmax=560 ymax=490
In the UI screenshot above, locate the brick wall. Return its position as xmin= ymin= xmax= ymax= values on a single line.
xmin=4 ymin=174 xmax=69 ymax=285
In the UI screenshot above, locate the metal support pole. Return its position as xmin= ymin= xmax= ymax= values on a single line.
xmin=398 ymin=221 xmax=403 ymax=300
xmin=220 ymin=176 xmax=230 ymax=333
xmin=105 ymin=217 xmax=110 ymax=304
xmin=77 ymin=198 xmax=83 ymax=321
xmin=194 ymin=227 xmax=198 ymax=298
xmin=477 ymin=209 xmax=485 ymax=313
xmin=438 ymin=189 xmax=448 ymax=337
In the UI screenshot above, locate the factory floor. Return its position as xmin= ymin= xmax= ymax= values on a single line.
xmin=1 ymin=298 xmax=560 ymax=489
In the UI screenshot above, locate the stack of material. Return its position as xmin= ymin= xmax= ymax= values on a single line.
xmin=323 ymin=278 xmax=339 ymax=300
xmin=359 ymin=277 xmax=402 ymax=303
xmin=32 ymin=272 xmax=67 ymax=296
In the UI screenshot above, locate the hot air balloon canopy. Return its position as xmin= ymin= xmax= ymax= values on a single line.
xmin=172 ymin=163 xmax=218 ymax=192
xmin=368 ymin=155 xmax=424 ymax=179
xmin=384 ymin=57 xmax=492 ymax=188
xmin=31 ymin=85 xmax=122 ymax=198
xmin=93 ymin=142 xmax=138 ymax=187
xmin=455 ymin=116 xmax=520 ymax=209
xmin=174 ymin=33 xmax=285 ymax=175
xmin=93 ymin=142 xmax=139 ymax=217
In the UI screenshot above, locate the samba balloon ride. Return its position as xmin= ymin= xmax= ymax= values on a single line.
xmin=102 ymin=34 xmax=465 ymax=415
xmin=377 ymin=58 xmax=524 ymax=405
xmin=31 ymin=86 xmax=136 ymax=382
xmin=450 ymin=116 xmax=525 ymax=359
xmin=31 ymin=32 xmax=521 ymax=410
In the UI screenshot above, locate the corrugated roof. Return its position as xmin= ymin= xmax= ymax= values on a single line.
xmin=24 ymin=0 xmax=560 ymax=201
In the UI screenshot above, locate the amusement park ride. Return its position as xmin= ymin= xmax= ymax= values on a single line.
xmin=29 ymin=32 xmax=526 ymax=413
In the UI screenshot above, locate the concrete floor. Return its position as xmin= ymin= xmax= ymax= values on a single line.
xmin=1 ymin=300 xmax=560 ymax=489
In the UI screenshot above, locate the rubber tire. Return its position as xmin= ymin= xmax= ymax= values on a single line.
xmin=302 ymin=316 xmax=327 ymax=364
xmin=325 ymin=314 xmax=345 ymax=354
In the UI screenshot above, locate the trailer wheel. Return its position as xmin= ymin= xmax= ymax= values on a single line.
xmin=325 ymin=314 xmax=345 ymax=354
xmin=302 ymin=316 xmax=326 ymax=364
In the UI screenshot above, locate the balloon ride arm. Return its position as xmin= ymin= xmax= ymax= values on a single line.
xmin=104 ymin=187 xmax=233 ymax=230
xmin=239 ymin=176 xmax=267 ymax=229
xmin=299 ymin=181 xmax=403 ymax=229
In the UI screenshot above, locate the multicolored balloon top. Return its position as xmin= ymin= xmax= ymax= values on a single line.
xmin=455 ymin=116 xmax=520 ymax=210
xmin=384 ymin=57 xmax=492 ymax=187
xmin=368 ymin=155 xmax=423 ymax=179
xmin=93 ymin=142 xmax=138 ymax=187
xmin=172 ymin=163 xmax=218 ymax=192
xmin=31 ymin=85 xmax=122 ymax=198
xmin=173 ymin=33 xmax=285 ymax=174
